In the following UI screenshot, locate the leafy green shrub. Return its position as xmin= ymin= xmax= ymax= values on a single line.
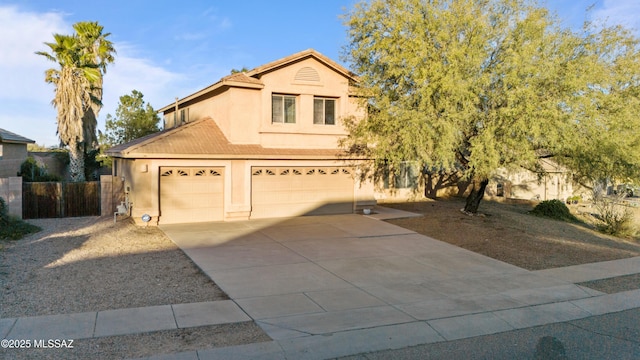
xmin=530 ymin=199 xmax=578 ymax=222
xmin=18 ymin=156 xmax=61 ymax=182
xmin=0 ymin=197 xmax=41 ymax=240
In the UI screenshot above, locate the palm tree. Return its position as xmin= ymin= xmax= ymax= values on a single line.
xmin=37 ymin=22 xmax=115 ymax=181
xmin=74 ymin=21 xmax=116 ymax=147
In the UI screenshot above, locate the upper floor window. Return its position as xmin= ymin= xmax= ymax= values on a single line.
xmin=0 ymin=144 xmax=3 ymax=159
xmin=179 ymin=108 xmax=189 ymax=124
xmin=163 ymin=108 xmax=189 ymax=128
xmin=314 ymin=97 xmax=335 ymax=125
xmin=272 ymin=94 xmax=296 ymax=124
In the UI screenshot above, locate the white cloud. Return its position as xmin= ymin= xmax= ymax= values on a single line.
xmin=0 ymin=5 xmax=189 ymax=144
xmin=591 ymin=0 xmax=640 ymax=34
xmin=100 ymin=44 xmax=186 ymax=120
xmin=201 ymin=7 xmax=232 ymax=29
xmin=217 ymin=17 xmax=232 ymax=30
xmin=0 ymin=6 xmax=68 ymax=102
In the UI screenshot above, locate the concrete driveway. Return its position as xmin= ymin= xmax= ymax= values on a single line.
xmin=162 ymin=208 xmax=595 ymax=339
xmin=160 ymin=208 xmax=606 ymax=346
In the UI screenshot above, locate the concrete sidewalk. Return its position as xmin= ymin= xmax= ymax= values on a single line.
xmin=154 ymin=209 xmax=640 ymax=359
xmin=1 ymin=300 xmax=250 ymax=341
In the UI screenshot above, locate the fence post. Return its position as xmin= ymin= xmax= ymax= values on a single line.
xmin=58 ymin=182 xmax=64 ymax=217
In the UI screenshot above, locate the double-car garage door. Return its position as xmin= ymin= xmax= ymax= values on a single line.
xmin=251 ymin=166 xmax=354 ymax=218
xmin=159 ymin=166 xmax=354 ymax=223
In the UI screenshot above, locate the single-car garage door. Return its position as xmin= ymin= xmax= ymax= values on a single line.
xmin=160 ymin=167 xmax=224 ymax=224
xmin=251 ymin=166 xmax=354 ymax=218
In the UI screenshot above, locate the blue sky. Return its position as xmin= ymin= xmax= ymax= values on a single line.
xmin=0 ymin=0 xmax=638 ymax=147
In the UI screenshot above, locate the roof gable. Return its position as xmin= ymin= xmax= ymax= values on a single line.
xmin=158 ymin=49 xmax=357 ymax=113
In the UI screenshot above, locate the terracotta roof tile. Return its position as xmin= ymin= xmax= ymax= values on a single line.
xmin=222 ymin=72 xmax=263 ymax=85
xmin=106 ymin=118 xmax=346 ymax=159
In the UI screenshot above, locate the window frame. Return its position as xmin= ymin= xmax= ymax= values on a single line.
xmin=179 ymin=108 xmax=189 ymax=124
xmin=272 ymin=94 xmax=297 ymax=124
xmin=394 ymin=162 xmax=418 ymax=189
xmin=313 ymin=97 xmax=336 ymax=125
xmin=382 ymin=161 xmax=419 ymax=189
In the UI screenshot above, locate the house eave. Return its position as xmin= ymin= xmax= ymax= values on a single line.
xmin=108 ymin=153 xmax=362 ymax=161
xmin=1 ymin=139 xmax=35 ymax=145
xmin=157 ymin=80 xmax=264 ymax=113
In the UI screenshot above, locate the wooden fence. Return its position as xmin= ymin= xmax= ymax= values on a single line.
xmin=22 ymin=181 xmax=101 ymax=219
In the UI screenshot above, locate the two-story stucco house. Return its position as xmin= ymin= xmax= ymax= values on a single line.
xmin=107 ymin=49 xmax=377 ymax=225
xmin=0 ymin=128 xmax=35 ymax=178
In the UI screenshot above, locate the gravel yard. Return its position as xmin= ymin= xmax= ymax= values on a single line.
xmin=1 ymin=216 xmax=229 ymax=317
xmin=384 ymin=198 xmax=640 ymax=271
xmin=0 ymin=216 xmax=269 ymax=359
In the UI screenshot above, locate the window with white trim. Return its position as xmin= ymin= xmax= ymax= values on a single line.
xmin=272 ymin=94 xmax=296 ymax=123
xmin=313 ymin=97 xmax=336 ymax=125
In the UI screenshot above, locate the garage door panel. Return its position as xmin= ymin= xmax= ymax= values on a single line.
xmin=160 ymin=167 xmax=224 ymax=224
xmin=251 ymin=166 xmax=354 ymax=219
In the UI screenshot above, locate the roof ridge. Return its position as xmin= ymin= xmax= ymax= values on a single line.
xmin=245 ymin=49 xmax=356 ymax=80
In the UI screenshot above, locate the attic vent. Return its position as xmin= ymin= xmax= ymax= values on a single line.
xmin=294 ymin=67 xmax=320 ymax=82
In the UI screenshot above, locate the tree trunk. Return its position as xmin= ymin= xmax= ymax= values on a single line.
xmin=463 ymin=178 xmax=489 ymax=214
xmin=68 ymin=141 xmax=86 ymax=182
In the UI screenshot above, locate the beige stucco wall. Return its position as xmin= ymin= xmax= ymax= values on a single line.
xmin=167 ymin=58 xmax=363 ymax=151
xmin=116 ymin=158 xmax=157 ymax=224
xmin=117 ymin=157 xmax=376 ymax=225
xmin=257 ymin=58 xmax=356 ymax=149
xmin=184 ymin=89 xmax=233 ymax=137
xmin=228 ymin=88 xmax=261 ymax=144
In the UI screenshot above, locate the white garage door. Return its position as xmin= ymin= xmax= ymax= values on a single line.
xmin=251 ymin=166 xmax=354 ymax=218
xmin=160 ymin=167 xmax=224 ymax=224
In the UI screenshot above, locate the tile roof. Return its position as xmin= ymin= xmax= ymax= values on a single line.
xmin=106 ymin=118 xmax=348 ymax=160
xmin=221 ymin=72 xmax=263 ymax=85
xmin=0 ymin=128 xmax=35 ymax=144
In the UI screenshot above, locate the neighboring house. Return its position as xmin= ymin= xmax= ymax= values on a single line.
xmin=107 ymin=49 xmax=376 ymax=225
xmin=487 ymin=159 xmax=574 ymax=202
xmin=0 ymin=128 xmax=35 ymax=178
xmin=375 ymin=159 xmax=575 ymax=203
